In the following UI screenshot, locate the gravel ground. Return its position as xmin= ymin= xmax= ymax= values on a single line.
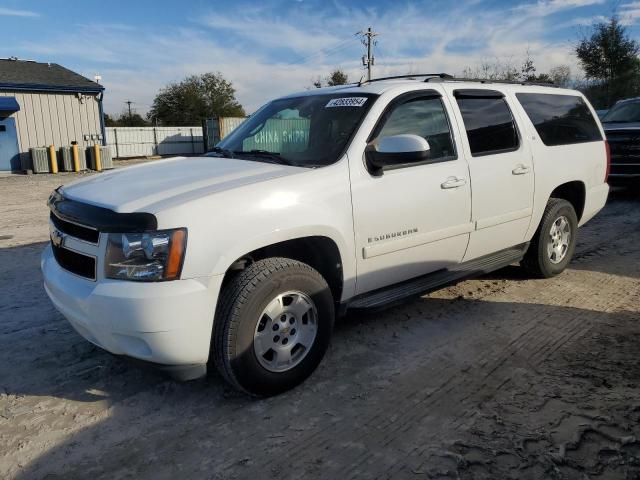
xmin=0 ymin=167 xmax=639 ymax=479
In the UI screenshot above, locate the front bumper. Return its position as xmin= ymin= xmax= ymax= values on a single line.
xmin=42 ymin=245 xmax=224 ymax=374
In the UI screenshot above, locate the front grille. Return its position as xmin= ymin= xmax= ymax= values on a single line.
xmin=50 ymin=212 xmax=99 ymax=243
xmin=606 ymin=130 xmax=640 ymax=165
xmin=51 ymin=243 xmax=96 ymax=280
xmin=610 ymin=164 xmax=640 ymax=176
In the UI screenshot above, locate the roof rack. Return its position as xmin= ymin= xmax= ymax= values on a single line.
xmin=357 ymin=73 xmax=558 ymax=88
xmin=426 ymin=76 xmax=558 ymax=87
xmin=358 ymin=73 xmax=453 ymax=86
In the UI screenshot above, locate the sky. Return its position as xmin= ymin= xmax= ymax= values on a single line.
xmin=1 ymin=0 xmax=638 ymax=117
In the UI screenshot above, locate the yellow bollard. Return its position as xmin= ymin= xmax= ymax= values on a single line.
xmin=49 ymin=145 xmax=58 ymax=174
xmin=71 ymin=144 xmax=80 ymax=172
xmin=93 ymin=144 xmax=102 ymax=172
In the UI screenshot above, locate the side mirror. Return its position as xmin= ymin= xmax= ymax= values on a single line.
xmin=365 ymin=134 xmax=430 ymax=173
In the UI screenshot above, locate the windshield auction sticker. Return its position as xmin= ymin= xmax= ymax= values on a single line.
xmin=326 ymin=97 xmax=368 ymax=108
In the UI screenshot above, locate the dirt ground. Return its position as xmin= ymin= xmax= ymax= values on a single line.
xmin=1 ymin=165 xmax=639 ymax=479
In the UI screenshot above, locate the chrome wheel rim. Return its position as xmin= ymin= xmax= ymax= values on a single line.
xmin=253 ymin=291 xmax=318 ymax=373
xmin=547 ymin=215 xmax=571 ymax=264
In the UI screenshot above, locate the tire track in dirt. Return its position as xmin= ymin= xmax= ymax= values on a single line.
xmin=3 ymin=185 xmax=640 ymax=480
xmin=266 ymin=201 xmax=640 ymax=479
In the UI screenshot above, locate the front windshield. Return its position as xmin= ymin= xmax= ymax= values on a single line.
xmin=211 ymin=93 xmax=377 ymax=167
xmin=602 ymin=101 xmax=640 ymax=123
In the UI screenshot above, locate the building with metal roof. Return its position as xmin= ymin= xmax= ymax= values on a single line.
xmin=0 ymin=58 xmax=105 ymax=171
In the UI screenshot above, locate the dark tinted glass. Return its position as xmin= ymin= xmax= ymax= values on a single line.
xmin=601 ymin=100 xmax=640 ymax=123
xmin=455 ymin=95 xmax=519 ymax=156
xmin=516 ymin=93 xmax=602 ymax=146
xmin=377 ymin=97 xmax=456 ymax=160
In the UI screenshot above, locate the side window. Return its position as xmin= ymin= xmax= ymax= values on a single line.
xmin=377 ymin=96 xmax=457 ymax=161
xmin=454 ymin=91 xmax=519 ymax=156
xmin=516 ymin=93 xmax=602 ymax=146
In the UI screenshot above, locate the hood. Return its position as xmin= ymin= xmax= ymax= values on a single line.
xmin=603 ymin=121 xmax=640 ymax=132
xmin=61 ymin=156 xmax=303 ymax=213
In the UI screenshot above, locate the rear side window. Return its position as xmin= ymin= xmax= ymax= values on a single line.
xmin=455 ymin=90 xmax=519 ymax=156
xmin=516 ymin=93 xmax=602 ymax=146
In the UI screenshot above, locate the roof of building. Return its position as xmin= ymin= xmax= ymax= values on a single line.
xmin=0 ymin=58 xmax=104 ymax=93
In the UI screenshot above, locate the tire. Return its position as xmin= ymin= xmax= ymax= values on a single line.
xmin=522 ymin=198 xmax=578 ymax=278
xmin=212 ymin=257 xmax=334 ymax=396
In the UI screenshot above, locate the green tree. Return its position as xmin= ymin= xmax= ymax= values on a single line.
xmin=104 ymin=111 xmax=150 ymax=127
xmin=121 ymin=112 xmax=149 ymax=127
xmin=576 ymin=17 xmax=640 ymax=107
xmin=312 ymin=69 xmax=349 ymax=88
xmin=149 ymin=72 xmax=245 ymax=126
xmin=104 ymin=113 xmax=118 ymax=127
xmin=327 ymin=69 xmax=349 ymax=86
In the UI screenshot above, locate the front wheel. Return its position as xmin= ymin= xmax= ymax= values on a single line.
xmin=212 ymin=258 xmax=334 ymax=396
xmin=522 ymin=198 xmax=578 ymax=278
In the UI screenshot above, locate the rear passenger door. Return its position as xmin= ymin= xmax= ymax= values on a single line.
xmin=448 ymin=88 xmax=535 ymax=260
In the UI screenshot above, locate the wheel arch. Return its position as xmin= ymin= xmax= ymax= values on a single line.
xmin=549 ymin=181 xmax=586 ymax=221
xmin=221 ymin=235 xmax=346 ymax=303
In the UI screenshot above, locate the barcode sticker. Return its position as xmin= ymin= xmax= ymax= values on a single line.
xmin=326 ymin=97 xmax=368 ymax=108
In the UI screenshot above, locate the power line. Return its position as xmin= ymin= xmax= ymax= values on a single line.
xmin=287 ymin=36 xmax=359 ymax=67
xmin=287 ymin=37 xmax=355 ymax=66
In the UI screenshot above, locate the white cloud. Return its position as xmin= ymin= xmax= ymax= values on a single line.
xmin=516 ymin=0 xmax=606 ymax=17
xmin=202 ymin=13 xmax=338 ymax=55
xmin=620 ymin=1 xmax=640 ymax=25
xmin=11 ymin=0 xmax=601 ymax=117
xmin=0 ymin=7 xmax=39 ymax=17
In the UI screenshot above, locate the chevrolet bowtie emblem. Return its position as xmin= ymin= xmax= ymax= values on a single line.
xmin=51 ymin=229 xmax=65 ymax=248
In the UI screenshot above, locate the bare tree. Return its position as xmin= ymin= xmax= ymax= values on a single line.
xmin=549 ymin=65 xmax=572 ymax=88
xmin=461 ymin=57 xmax=520 ymax=81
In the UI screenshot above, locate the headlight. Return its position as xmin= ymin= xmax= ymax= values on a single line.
xmin=105 ymin=228 xmax=187 ymax=281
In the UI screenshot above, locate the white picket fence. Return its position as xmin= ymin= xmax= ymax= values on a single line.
xmin=106 ymin=127 xmax=204 ymax=159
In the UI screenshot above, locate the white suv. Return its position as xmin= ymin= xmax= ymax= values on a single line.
xmin=42 ymin=75 xmax=610 ymax=395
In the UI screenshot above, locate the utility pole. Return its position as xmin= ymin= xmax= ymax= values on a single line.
xmin=358 ymin=27 xmax=378 ymax=81
xmin=125 ymin=100 xmax=134 ymax=118
xmin=124 ymin=100 xmax=134 ymax=127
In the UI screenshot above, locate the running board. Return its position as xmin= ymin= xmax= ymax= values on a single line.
xmin=347 ymin=243 xmax=529 ymax=310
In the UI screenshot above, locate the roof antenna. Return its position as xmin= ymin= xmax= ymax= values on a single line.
xmin=357 ymin=74 xmax=365 ymax=87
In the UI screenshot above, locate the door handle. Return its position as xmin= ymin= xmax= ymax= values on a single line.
xmin=441 ymin=177 xmax=467 ymax=189
xmin=512 ymin=164 xmax=531 ymax=175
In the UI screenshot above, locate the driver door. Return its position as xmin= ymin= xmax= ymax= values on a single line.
xmin=349 ymin=91 xmax=473 ymax=295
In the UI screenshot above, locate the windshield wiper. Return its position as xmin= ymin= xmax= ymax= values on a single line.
xmin=234 ymin=150 xmax=296 ymax=166
xmin=208 ymin=146 xmax=235 ymax=158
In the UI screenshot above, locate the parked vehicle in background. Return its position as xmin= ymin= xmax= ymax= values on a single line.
xmin=596 ymin=109 xmax=609 ymax=119
xmin=601 ymin=98 xmax=640 ymax=182
xmin=42 ymin=75 xmax=609 ymax=396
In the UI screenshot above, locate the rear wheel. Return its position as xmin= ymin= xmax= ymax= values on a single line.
xmin=212 ymin=257 xmax=334 ymax=396
xmin=522 ymin=198 xmax=578 ymax=278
